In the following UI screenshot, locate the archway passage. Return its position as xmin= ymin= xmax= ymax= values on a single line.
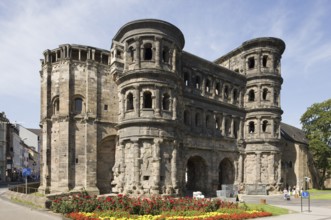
xmin=218 ymin=158 xmax=235 ymax=190
xmin=97 ymin=136 xmax=116 ymax=194
xmin=185 ymin=156 xmax=208 ymax=195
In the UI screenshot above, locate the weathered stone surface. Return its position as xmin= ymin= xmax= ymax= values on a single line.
xmin=38 ymin=19 xmax=314 ymax=197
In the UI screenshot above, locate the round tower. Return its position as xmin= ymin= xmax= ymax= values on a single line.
xmin=110 ymin=19 xmax=185 ymax=195
xmin=241 ymin=38 xmax=285 ymax=191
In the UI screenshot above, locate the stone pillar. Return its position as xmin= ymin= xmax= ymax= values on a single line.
xmin=230 ymin=116 xmax=234 ymax=138
xmin=238 ymin=154 xmax=243 ymax=183
xmin=134 ymin=37 xmax=140 ymax=69
xmin=239 ymin=118 xmax=243 ymax=139
xmin=256 ymin=152 xmax=261 ymax=183
xmin=221 ymin=114 xmax=226 ymax=136
xmin=258 ymin=84 xmax=262 ymax=105
xmin=277 ymin=157 xmax=282 ymax=184
xmin=171 ymin=143 xmax=178 ymax=188
xmin=152 ymin=138 xmax=161 ymax=194
xmin=119 ymin=92 xmax=125 ymax=120
xmin=268 ymin=153 xmax=275 ymax=184
xmin=155 ymin=37 xmax=161 ymax=68
xmin=132 ymin=141 xmax=140 ymax=186
xmin=257 ymin=116 xmax=261 ymax=136
xmin=257 ymin=51 xmax=261 ymax=73
xmin=172 ymin=97 xmax=177 ymax=120
xmin=134 ymin=87 xmax=140 ymax=117
xmin=155 ymin=88 xmax=161 ymax=117
xmin=172 ymin=48 xmax=177 ymax=72
xmin=271 ymin=118 xmax=275 ymax=138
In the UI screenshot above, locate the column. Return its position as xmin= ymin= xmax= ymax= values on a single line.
xmin=171 ymin=142 xmax=178 ymax=188
xmin=258 ymin=84 xmax=262 ymax=105
xmin=239 ymin=118 xmax=243 ymax=139
xmin=133 ymin=141 xmax=140 ymax=186
xmin=119 ymin=92 xmax=125 ymax=120
xmin=257 ymin=116 xmax=261 ymax=136
xmin=256 ymin=152 xmax=261 ymax=183
xmin=172 ymin=48 xmax=177 ymax=72
xmin=237 ymin=154 xmax=243 ymax=183
xmin=135 ymin=87 xmax=140 ymax=117
xmin=152 ymin=139 xmax=161 ymax=194
xmin=277 ymin=157 xmax=282 ymax=184
xmin=134 ymin=37 xmax=140 ymax=69
xmin=155 ymin=88 xmax=161 ymax=117
xmin=230 ymin=116 xmax=234 ymax=138
xmin=172 ymin=97 xmax=177 ymax=120
xmin=268 ymin=153 xmax=275 ymax=184
xmin=257 ymin=51 xmax=261 ymax=73
xmin=155 ymin=37 xmax=161 ymax=68
xmin=221 ymin=114 xmax=226 ymax=136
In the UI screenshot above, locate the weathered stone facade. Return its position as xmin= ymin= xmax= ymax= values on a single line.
xmin=38 ymin=19 xmax=311 ymax=196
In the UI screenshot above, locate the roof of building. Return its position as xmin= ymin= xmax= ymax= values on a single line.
xmin=280 ymin=122 xmax=308 ymax=144
xmin=27 ymin=128 xmax=41 ymax=136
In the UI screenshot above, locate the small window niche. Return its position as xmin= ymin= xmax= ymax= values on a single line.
xmin=74 ymin=97 xmax=83 ymax=114
xmin=262 ymin=55 xmax=268 ymax=68
xmin=248 ymin=57 xmax=255 ymax=69
xmin=248 ymin=90 xmax=255 ymax=102
xmin=162 ymin=93 xmax=170 ymax=111
xmin=143 ymin=91 xmax=152 ymax=108
xmin=184 ymin=72 xmax=190 ymax=87
xmin=249 ymin=121 xmax=255 ymax=133
xmin=126 ymin=93 xmax=134 ymax=111
xmin=262 ymin=120 xmax=268 ymax=132
xmin=144 ymin=43 xmax=153 ymax=60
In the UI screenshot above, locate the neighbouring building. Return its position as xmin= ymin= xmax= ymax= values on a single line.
xmin=38 ymin=19 xmax=317 ymax=196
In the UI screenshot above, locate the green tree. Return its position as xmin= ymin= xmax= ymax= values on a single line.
xmin=300 ymin=99 xmax=331 ymax=189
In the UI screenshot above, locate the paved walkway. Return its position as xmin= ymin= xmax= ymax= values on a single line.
xmin=241 ymin=194 xmax=331 ymax=220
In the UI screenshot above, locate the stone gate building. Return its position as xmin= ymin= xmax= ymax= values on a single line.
xmin=38 ymin=19 xmax=315 ymax=196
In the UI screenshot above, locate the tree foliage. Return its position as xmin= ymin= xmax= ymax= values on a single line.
xmin=301 ymin=99 xmax=331 ymax=189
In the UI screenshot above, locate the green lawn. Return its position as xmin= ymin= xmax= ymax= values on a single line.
xmin=239 ymin=203 xmax=290 ymax=216
xmin=308 ymin=189 xmax=331 ymax=200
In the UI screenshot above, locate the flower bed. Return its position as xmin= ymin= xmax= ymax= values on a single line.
xmin=51 ymin=192 xmax=272 ymax=220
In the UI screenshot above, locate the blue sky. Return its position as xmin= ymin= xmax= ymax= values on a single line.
xmin=0 ymin=0 xmax=330 ymax=129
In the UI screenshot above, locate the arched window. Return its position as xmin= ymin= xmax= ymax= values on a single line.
xmin=224 ymin=85 xmax=229 ymax=99
xmin=233 ymin=120 xmax=238 ymax=138
xmin=184 ymin=72 xmax=190 ymax=87
xmin=233 ymin=89 xmax=238 ymax=103
xmin=262 ymin=120 xmax=268 ymax=132
xmin=248 ymin=89 xmax=255 ymax=102
xmin=162 ymin=46 xmax=170 ymax=63
xmin=262 ymin=88 xmax=268 ymax=100
xmin=126 ymin=93 xmax=134 ymax=111
xmin=144 ymin=43 xmax=152 ymax=60
xmin=195 ymin=76 xmax=201 ymax=89
xmin=53 ymin=97 xmax=59 ymax=114
xmin=129 ymin=46 xmax=134 ymax=62
xmin=143 ymin=91 xmax=152 ymax=108
xmin=205 ymin=79 xmax=210 ymax=93
xmin=248 ymin=57 xmax=255 ymax=69
xmin=249 ymin=121 xmax=255 ymax=133
xmin=195 ymin=113 xmax=201 ymax=127
xmin=215 ymin=117 xmax=221 ymax=130
xmin=205 ymin=115 xmax=211 ymax=129
xmin=162 ymin=93 xmax=170 ymax=110
xmin=184 ymin=110 xmax=190 ymax=125
xmin=262 ymin=55 xmax=268 ymax=67
xmin=215 ymin=82 xmax=220 ymax=95
xmin=74 ymin=97 xmax=83 ymax=113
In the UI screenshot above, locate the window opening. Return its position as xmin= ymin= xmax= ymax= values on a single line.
xmin=184 ymin=72 xmax=190 ymax=86
xmin=162 ymin=93 xmax=170 ymax=110
xmin=205 ymin=79 xmax=210 ymax=93
xmin=249 ymin=121 xmax=255 ymax=133
xmin=215 ymin=82 xmax=220 ymax=95
xmin=143 ymin=91 xmax=152 ymax=108
xmin=144 ymin=43 xmax=152 ymax=60
xmin=74 ymin=97 xmax=83 ymax=113
xmin=248 ymin=89 xmax=255 ymax=101
xmin=184 ymin=110 xmax=190 ymax=125
xmin=262 ymin=88 xmax=268 ymax=100
xmin=262 ymin=55 xmax=268 ymax=67
xmin=233 ymin=89 xmax=238 ymax=103
xmin=262 ymin=120 xmax=268 ymax=132
xmin=129 ymin=47 xmax=134 ymax=62
xmin=127 ymin=93 xmax=134 ymax=110
xmin=224 ymin=86 xmax=229 ymax=99
xmin=195 ymin=76 xmax=201 ymax=89
xmin=162 ymin=46 xmax=170 ymax=63
xmin=248 ymin=57 xmax=255 ymax=69
xmin=104 ymin=105 xmax=108 ymax=111
xmin=205 ymin=115 xmax=210 ymax=129
xmin=215 ymin=117 xmax=220 ymax=130
xmin=195 ymin=113 xmax=201 ymax=127
xmin=233 ymin=121 xmax=238 ymax=138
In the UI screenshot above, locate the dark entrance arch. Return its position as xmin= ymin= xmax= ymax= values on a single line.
xmin=185 ymin=156 xmax=208 ymax=195
xmin=218 ymin=158 xmax=235 ymax=190
xmin=97 ymin=136 xmax=116 ymax=194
